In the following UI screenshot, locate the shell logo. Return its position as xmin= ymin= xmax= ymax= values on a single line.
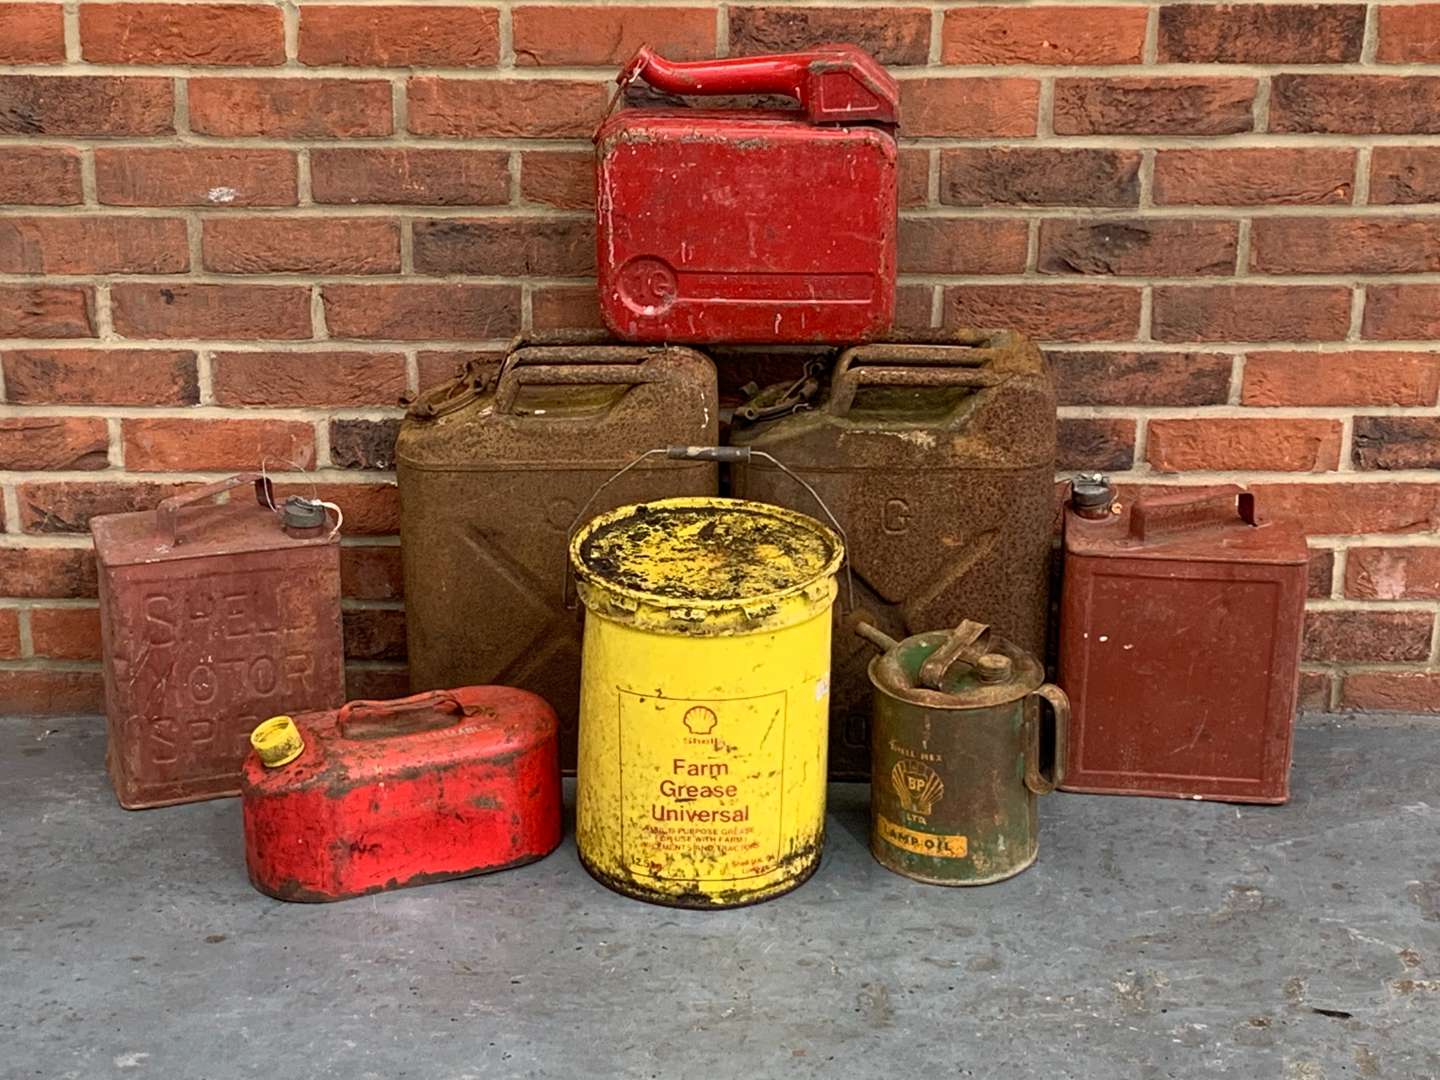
xmin=892 ymin=759 xmax=944 ymax=816
xmin=682 ymin=706 xmax=718 ymax=735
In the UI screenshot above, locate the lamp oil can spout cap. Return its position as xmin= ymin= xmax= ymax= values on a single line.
xmin=251 ymin=715 xmax=304 ymax=768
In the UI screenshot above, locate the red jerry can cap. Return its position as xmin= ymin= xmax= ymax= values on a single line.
xmin=613 ymin=45 xmax=900 ymax=127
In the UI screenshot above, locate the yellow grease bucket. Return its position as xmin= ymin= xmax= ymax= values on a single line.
xmin=570 ymin=496 xmax=844 ymax=908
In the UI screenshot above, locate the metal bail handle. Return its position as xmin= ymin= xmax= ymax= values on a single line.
xmin=562 ymin=445 xmax=854 ymax=610
xmin=155 ymin=473 xmax=274 ymax=547
xmin=1025 ymin=684 xmax=1070 ymax=796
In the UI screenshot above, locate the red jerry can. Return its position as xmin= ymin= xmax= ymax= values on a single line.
xmin=241 ymin=688 xmax=563 ymax=902
xmin=1059 ymin=479 xmax=1309 ymax=804
xmin=596 ymin=46 xmax=899 ymax=344
xmin=92 ymin=474 xmax=345 ymax=809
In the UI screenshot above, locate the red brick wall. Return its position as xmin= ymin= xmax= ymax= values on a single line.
xmin=2 ymin=2 xmax=1440 ymax=714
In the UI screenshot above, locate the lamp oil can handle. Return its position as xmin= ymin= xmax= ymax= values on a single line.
xmin=917 ymin=620 xmax=993 ymax=691
xmin=618 ymin=45 xmax=899 ymax=126
xmin=156 ymin=472 xmax=273 ymax=547
xmin=337 ymin=690 xmax=469 ymax=740
xmin=1024 ymin=684 xmax=1070 ymax=795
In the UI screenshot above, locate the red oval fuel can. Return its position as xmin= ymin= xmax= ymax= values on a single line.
xmin=596 ymin=46 xmax=899 ymax=344
xmin=241 ymin=688 xmax=562 ymax=902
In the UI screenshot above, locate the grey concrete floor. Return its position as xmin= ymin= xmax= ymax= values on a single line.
xmin=2 ymin=717 xmax=1439 ymax=1080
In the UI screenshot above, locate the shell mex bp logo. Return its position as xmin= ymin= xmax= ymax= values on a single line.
xmin=892 ymin=759 xmax=945 ymax=816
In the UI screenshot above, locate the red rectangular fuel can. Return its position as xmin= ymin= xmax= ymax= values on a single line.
xmin=92 ymin=475 xmax=345 ymax=809
xmin=596 ymin=46 xmax=898 ymax=344
xmin=241 ymin=688 xmax=562 ymax=902
xmin=1059 ymin=480 xmax=1309 ymax=804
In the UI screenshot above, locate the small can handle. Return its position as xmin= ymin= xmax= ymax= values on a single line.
xmin=337 ymin=690 xmax=469 ymax=740
xmin=156 ymin=473 xmax=273 ymax=547
xmin=1130 ymin=486 xmax=1256 ymax=541
xmin=1024 ymin=684 xmax=1070 ymax=796
xmin=616 ymin=45 xmax=899 ymax=126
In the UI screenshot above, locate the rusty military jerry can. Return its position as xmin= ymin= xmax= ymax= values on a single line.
xmin=731 ymin=330 xmax=1056 ymax=779
xmin=242 ymin=687 xmax=562 ymax=902
xmin=397 ymin=343 xmax=719 ymax=770
xmin=1059 ymin=479 xmax=1309 ymax=803
xmin=92 ymin=475 xmax=345 ymax=809
xmin=596 ymin=46 xmax=899 ymax=344
xmin=859 ymin=620 xmax=1068 ymax=886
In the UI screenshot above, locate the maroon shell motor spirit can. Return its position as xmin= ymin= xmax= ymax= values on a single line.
xmin=1058 ymin=478 xmax=1309 ymax=804
xmin=92 ymin=474 xmax=346 ymax=809
xmin=596 ymin=46 xmax=899 ymax=344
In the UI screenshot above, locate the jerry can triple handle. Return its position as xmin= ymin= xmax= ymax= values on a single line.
xmin=619 ymin=45 xmax=899 ymax=125
xmin=827 ymin=349 xmax=1003 ymax=416
xmin=1130 ymin=486 xmax=1257 ymax=541
xmin=494 ymin=353 xmax=663 ymax=414
xmin=156 ymin=472 xmax=274 ymax=546
xmin=337 ymin=690 xmax=471 ymax=740
xmin=1025 ymin=684 xmax=1069 ymax=796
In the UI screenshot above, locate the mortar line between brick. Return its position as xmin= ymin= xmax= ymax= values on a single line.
xmin=105 ymin=416 xmax=123 ymax=469
xmin=77 ymin=149 xmax=97 ymax=208
xmin=1131 ymin=415 xmax=1149 ymax=466
xmin=1142 ymin=5 xmax=1159 ymax=65
xmin=1024 ymin=219 xmax=1039 ymax=273
xmin=1362 ymin=3 xmax=1381 ymax=64
xmin=173 ymin=78 xmax=190 ymax=137
xmin=195 ymin=348 xmax=215 ymax=405
xmin=1036 ymin=77 xmax=1054 ymax=139
xmin=404 ymin=348 xmax=420 ymax=397
xmin=61 ymin=1 xmax=79 ymax=63
xmin=1137 ymin=149 xmax=1155 ymax=210
xmin=929 ymin=8 xmax=945 ymax=66
xmin=1348 ymin=286 xmax=1367 ymax=341
xmin=1234 ymin=218 xmax=1251 ymax=275
xmin=296 ymin=149 xmax=314 ymax=204
xmin=1253 ymin=75 xmax=1272 ymax=135
xmin=1137 ymin=285 xmax=1153 ymax=341
xmin=283 ymin=0 xmax=299 ymax=64
xmin=310 ymin=284 xmax=328 ymax=340
xmin=499 ymin=1 xmax=515 ymax=67
xmin=16 ymin=608 xmax=33 ymax=659
xmin=928 ymin=284 xmax=943 ymax=329
xmin=391 ymin=79 xmax=408 ymax=137
xmin=717 ymin=3 xmax=730 ymax=58
xmin=1330 ymin=547 xmax=1347 ymax=601
xmin=20 ymin=202 xmax=1440 ymax=222
xmin=520 ymin=282 xmax=534 ymax=332
xmin=1227 ymin=353 xmax=1244 ymax=405
xmin=927 ymin=149 xmax=940 ymax=205
xmin=399 ymin=218 xmax=414 ymax=273
xmin=1353 ymin=147 xmax=1373 ymax=206
xmin=314 ymin=417 xmax=332 ymax=468
xmin=94 ymin=283 xmax=114 ymax=340
xmin=1338 ymin=413 xmax=1356 ymax=473
xmin=1 ymin=487 xmax=19 ymax=536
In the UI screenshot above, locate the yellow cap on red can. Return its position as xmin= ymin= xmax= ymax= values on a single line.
xmin=251 ymin=715 xmax=304 ymax=768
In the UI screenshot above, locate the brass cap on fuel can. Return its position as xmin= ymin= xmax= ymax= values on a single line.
xmin=974 ymin=653 xmax=1013 ymax=684
xmin=251 ymin=715 xmax=304 ymax=768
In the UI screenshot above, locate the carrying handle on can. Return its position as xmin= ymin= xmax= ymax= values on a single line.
xmin=494 ymin=346 xmax=666 ymax=414
xmin=1024 ymin=684 xmax=1069 ymax=796
xmin=1130 ymin=486 xmax=1256 ymax=541
xmin=917 ymin=620 xmax=993 ymax=692
xmin=826 ymin=344 xmax=1007 ymax=417
xmin=337 ymin=690 xmax=470 ymax=740
xmin=156 ymin=473 xmax=273 ymax=547
xmin=616 ymin=46 xmax=899 ymax=126
xmin=562 ymin=445 xmax=853 ymax=610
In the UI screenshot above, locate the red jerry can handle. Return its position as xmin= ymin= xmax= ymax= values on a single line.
xmin=156 ymin=472 xmax=274 ymax=546
xmin=337 ymin=690 xmax=476 ymax=740
xmin=1129 ymin=486 xmax=1258 ymax=541
xmin=618 ymin=45 xmax=900 ymax=126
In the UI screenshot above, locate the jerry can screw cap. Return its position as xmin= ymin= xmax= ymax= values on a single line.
xmin=1072 ymin=473 xmax=1114 ymax=517
xmin=281 ymin=496 xmax=327 ymax=531
xmin=251 ymin=715 xmax=304 ymax=768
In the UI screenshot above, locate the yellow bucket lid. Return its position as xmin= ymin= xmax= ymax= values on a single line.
xmin=570 ymin=497 xmax=843 ymax=626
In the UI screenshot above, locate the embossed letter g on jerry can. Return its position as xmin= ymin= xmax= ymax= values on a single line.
xmin=859 ymin=620 xmax=1068 ymax=886
xmin=92 ymin=475 xmax=345 ymax=809
xmin=596 ymin=46 xmax=899 ymax=344
xmin=242 ymin=688 xmax=562 ymax=902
